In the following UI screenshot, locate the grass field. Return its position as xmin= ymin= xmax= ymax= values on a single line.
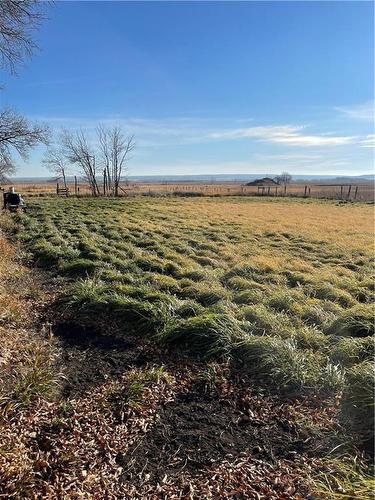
xmin=16 ymin=197 xmax=374 ymax=396
xmin=1 ymin=196 xmax=374 ymax=497
xmin=4 ymin=179 xmax=375 ymax=200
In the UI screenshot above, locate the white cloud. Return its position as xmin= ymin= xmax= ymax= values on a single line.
xmin=31 ymin=114 xmax=366 ymax=150
xmin=209 ymin=125 xmax=301 ymax=140
xmin=335 ymin=101 xmax=374 ymax=121
xmin=207 ymin=125 xmax=356 ymax=147
xmin=359 ymin=134 xmax=375 ymax=148
xmin=271 ymin=134 xmax=356 ymax=146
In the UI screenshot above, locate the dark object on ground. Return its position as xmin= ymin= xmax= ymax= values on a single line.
xmin=3 ymin=189 xmax=26 ymax=211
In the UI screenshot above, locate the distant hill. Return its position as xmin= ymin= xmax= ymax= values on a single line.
xmin=10 ymin=173 xmax=375 ymax=184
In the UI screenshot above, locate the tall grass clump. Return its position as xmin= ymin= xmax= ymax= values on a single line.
xmin=330 ymin=337 xmax=374 ymax=367
xmin=239 ymin=304 xmax=296 ymax=337
xmin=233 ymin=336 xmax=343 ymax=393
xmin=11 ymin=347 xmax=58 ymax=408
xmin=159 ymin=313 xmax=242 ymax=359
xmin=340 ymin=361 xmax=374 ymax=448
xmin=60 ymin=258 xmax=102 ymax=276
xmin=56 ymin=278 xmax=176 ymax=336
xmin=311 ymin=458 xmax=375 ymax=499
xmin=326 ymin=304 xmax=374 ymax=337
xmin=29 ymin=239 xmax=66 ymax=267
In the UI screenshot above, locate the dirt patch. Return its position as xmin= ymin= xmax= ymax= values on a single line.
xmin=53 ymin=321 xmax=167 ymax=398
xmin=118 ymin=390 xmax=311 ymax=486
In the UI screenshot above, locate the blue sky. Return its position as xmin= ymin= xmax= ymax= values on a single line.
xmin=1 ymin=1 xmax=374 ymax=177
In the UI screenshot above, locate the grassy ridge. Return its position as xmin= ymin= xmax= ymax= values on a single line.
xmin=14 ymin=197 xmax=374 ymax=444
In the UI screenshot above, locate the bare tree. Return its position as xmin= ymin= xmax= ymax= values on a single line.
xmin=97 ymin=124 xmax=135 ymax=196
xmin=0 ymin=107 xmax=49 ymax=181
xmin=62 ymin=129 xmax=100 ymax=196
xmin=43 ymin=145 xmax=69 ymax=190
xmin=275 ymin=172 xmax=292 ymax=185
xmin=0 ymin=2 xmax=49 ymax=180
xmin=97 ymin=124 xmax=111 ymax=193
xmin=0 ymin=0 xmax=47 ymax=74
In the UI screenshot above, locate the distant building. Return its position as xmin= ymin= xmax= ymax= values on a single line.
xmin=246 ymin=177 xmax=279 ymax=186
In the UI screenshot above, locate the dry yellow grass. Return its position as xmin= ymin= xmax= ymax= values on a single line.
xmin=3 ymin=179 xmax=374 ymax=200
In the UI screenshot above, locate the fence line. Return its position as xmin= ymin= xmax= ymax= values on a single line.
xmin=3 ymin=182 xmax=374 ymax=202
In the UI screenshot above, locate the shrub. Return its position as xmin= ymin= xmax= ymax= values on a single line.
xmin=340 ymin=362 xmax=374 ymax=447
xmin=326 ymin=304 xmax=374 ymax=337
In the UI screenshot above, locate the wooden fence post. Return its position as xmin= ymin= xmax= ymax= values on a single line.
xmin=103 ymin=169 xmax=107 ymax=196
xmin=340 ymin=185 xmax=343 ymax=199
xmin=304 ymin=185 xmax=307 ymax=197
xmin=74 ymin=176 xmax=78 ymax=196
xmin=347 ymin=185 xmax=352 ymax=200
xmin=56 ymin=182 xmax=59 ymax=195
xmin=354 ymin=186 xmax=358 ymax=200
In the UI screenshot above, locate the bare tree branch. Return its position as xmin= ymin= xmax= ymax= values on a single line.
xmin=0 ymin=0 xmax=47 ymax=74
xmin=274 ymin=172 xmax=292 ymax=185
xmin=0 ymin=107 xmax=49 ymax=181
xmin=97 ymin=124 xmax=135 ymax=196
xmin=62 ymin=129 xmax=100 ymax=196
xmin=43 ymin=143 xmax=69 ymax=189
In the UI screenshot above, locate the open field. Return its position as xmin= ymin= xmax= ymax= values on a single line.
xmin=1 ymin=196 xmax=374 ymax=497
xmin=3 ymin=179 xmax=375 ymax=201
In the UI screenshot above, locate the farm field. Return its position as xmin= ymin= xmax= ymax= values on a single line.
xmin=4 ymin=178 xmax=375 ymax=201
xmin=1 ymin=196 xmax=374 ymax=497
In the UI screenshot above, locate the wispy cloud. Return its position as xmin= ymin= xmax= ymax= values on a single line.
xmin=359 ymin=134 xmax=375 ymax=148
xmin=335 ymin=101 xmax=374 ymax=121
xmin=207 ymin=125 xmax=356 ymax=147
xmin=32 ymin=114 xmax=366 ymax=149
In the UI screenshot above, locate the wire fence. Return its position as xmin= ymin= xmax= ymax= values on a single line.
xmin=2 ymin=181 xmax=374 ymax=202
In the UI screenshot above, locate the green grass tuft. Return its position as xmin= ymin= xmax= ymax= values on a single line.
xmin=340 ymin=361 xmax=375 ymax=446
xmin=326 ymin=304 xmax=374 ymax=337
xmin=159 ymin=313 xmax=242 ymax=358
